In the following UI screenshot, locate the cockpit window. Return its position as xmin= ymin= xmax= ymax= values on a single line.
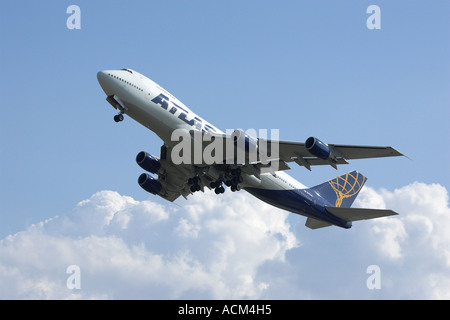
xmin=121 ymin=68 xmax=133 ymax=74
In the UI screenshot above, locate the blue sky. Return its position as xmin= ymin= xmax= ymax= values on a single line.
xmin=0 ymin=1 xmax=449 ymax=299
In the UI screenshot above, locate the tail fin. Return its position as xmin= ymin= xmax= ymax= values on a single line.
xmin=311 ymin=171 xmax=367 ymax=208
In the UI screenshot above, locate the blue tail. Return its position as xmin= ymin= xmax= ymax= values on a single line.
xmin=311 ymin=171 xmax=367 ymax=208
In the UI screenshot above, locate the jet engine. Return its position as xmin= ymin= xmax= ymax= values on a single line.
xmin=136 ymin=151 xmax=162 ymax=174
xmin=305 ymin=137 xmax=334 ymax=160
xmin=138 ymin=173 xmax=162 ymax=195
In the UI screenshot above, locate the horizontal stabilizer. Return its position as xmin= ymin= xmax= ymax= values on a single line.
xmin=325 ymin=206 xmax=398 ymax=222
xmin=305 ymin=218 xmax=332 ymax=229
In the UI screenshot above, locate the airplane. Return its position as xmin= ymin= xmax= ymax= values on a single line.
xmin=97 ymin=68 xmax=404 ymax=229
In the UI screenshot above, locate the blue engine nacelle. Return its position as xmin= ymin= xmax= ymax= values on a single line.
xmin=305 ymin=137 xmax=331 ymax=160
xmin=138 ymin=173 xmax=162 ymax=195
xmin=136 ymin=151 xmax=161 ymax=174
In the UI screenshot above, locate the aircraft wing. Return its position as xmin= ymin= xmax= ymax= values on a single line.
xmin=277 ymin=141 xmax=403 ymax=160
xmin=139 ymin=145 xmax=195 ymax=202
xmin=141 ymin=132 xmax=404 ymax=202
xmin=275 ymin=140 xmax=404 ymax=170
xmin=187 ymin=130 xmax=404 ymax=172
xmin=154 ymin=163 xmax=192 ymax=202
xmin=146 ymin=144 xmax=231 ymax=202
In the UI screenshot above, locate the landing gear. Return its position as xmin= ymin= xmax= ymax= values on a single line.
xmin=188 ymin=166 xmax=243 ymax=195
xmin=210 ymin=180 xmax=225 ymax=194
xmin=225 ymin=167 xmax=243 ymax=192
xmin=214 ymin=185 xmax=225 ymax=194
xmin=230 ymin=184 xmax=241 ymax=192
xmin=188 ymin=176 xmax=202 ymax=193
xmin=114 ymin=113 xmax=124 ymax=122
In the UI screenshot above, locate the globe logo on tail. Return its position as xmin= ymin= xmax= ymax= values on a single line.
xmin=328 ymin=171 xmax=366 ymax=207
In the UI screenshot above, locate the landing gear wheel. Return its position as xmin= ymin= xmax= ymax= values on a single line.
xmin=114 ymin=113 xmax=124 ymax=122
xmin=215 ymin=186 xmax=225 ymax=194
xmin=190 ymin=183 xmax=201 ymax=193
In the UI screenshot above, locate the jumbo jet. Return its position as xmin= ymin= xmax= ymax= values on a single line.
xmin=97 ymin=68 xmax=403 ymax=229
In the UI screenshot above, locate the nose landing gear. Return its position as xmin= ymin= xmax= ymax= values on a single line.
xmin=114 ymin=112 xmax=124 ymax=122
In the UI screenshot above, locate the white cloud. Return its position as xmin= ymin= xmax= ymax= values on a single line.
xmin=0 ymin=190 xmax=297 ymax=299
xmin=370 ymin=218 xmax=407 ymax=260
xmin=355 ymin=183 xmax=450 ymax=264
xmin=1 ymin=181 xmax=449 ymax=299
xmin=352 ymin=182 xmax=450 ymax=298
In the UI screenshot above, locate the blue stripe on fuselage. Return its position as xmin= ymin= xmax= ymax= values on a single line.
xmin=244 ymin=187 xmax=351 ymax=229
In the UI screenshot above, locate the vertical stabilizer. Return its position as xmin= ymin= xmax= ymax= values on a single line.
xmin=311 ymin=171 xmax=367 ymax=208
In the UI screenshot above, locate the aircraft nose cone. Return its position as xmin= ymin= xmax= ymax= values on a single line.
xmin=97 ymin=70 xmax=114 ymax=95
xmin=97 ymin=70 xmax=107 ymax=82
